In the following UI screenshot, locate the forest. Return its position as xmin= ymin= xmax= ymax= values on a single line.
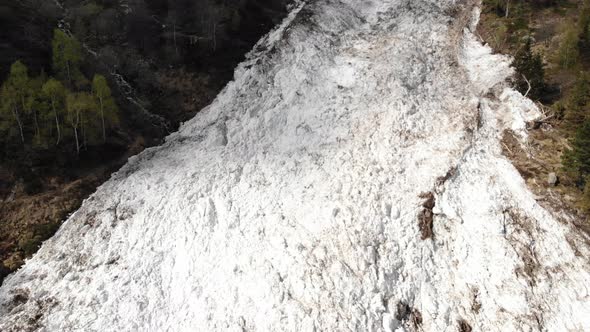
xmin=1 ymin=30 xmax=119 ymax=158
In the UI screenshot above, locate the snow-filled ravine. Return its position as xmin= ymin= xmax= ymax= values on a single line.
xmin=2 ymin=0 xmax=590 ymax=331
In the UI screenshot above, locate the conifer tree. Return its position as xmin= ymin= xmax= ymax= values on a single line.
xmin=564 ymin=72 xmax=590 ymax=129
xmin=513 ymin=38 xmax=545 ymax=100
xmin=581 ymin=176 xmax=590 ymax=212
xmin=563 ymin=119 xmax=590 ymax=182
xmin=579 ymin=0 xmax=590 ymax=61
xmin=559 ymin=26 xmax=580 ymax=69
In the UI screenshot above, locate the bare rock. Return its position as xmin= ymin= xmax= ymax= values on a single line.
xmin=547 ymin=172 xmax=559 ymax=186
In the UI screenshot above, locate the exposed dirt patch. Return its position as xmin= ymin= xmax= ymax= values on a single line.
xmin=418 ymin=192 xmax=436 ymax=240
xmin=155 ymin=68 xmax=220 ymax=123
xmin=0 ymin=149 xmax=135 ymax=286
xmin=505 ymin=208 xmax=541 ymax=286
xmin=500 ymin=127 xmax=590 ymax=239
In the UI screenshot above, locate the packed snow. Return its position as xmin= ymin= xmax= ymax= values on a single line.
xmin=2 ymin=0 xmax=590 ymax=331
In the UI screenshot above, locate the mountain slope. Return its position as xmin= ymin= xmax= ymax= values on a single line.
xmin=1 ymin=0 xmax=590 ymax=331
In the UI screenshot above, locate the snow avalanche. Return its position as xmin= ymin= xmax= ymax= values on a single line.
xmin=1 ymin=0 xmax=590 ymax=331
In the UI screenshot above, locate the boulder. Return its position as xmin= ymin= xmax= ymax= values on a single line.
xmin=548 ymin=172 xmax=559 ymax=186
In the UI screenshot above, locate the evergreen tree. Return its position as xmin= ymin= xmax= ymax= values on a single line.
xmin=564 ymin=72 xmax=590 ymax=129
xmin=559 ymin=26 xmax=580 ymax=69
xmin=563 ymin=119 xmax=590 ymax=182
xmin=91 ymin=74 xmax=119 ymax=142
xmin=582 ymin=176 xmax=590 ymax=212
xmin=579 ymin=0 xmax=590 ymax=61
xmin=42 ymin=78 xmax=66 ymax=145
xmin=513 ymin=38 xmax=545 ymax=100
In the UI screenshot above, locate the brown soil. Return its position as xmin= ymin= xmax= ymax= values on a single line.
xmin=0 ymin=137 xmax=145 ymax=285
xmin=0 ymin=174 xmax=102 ymax=269
xmin=501 ymin=127 xmax=590 ymax=232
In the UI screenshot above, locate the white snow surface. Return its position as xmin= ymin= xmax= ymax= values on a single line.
xmin=2 ymin=0 xmax=590 ymax=331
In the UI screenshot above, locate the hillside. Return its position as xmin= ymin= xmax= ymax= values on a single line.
xmin=1 ymin=0 xmax=589 ymax=331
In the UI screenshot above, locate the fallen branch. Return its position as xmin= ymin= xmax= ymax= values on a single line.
xmin=522 ymin=74 xmax=531 ymax=98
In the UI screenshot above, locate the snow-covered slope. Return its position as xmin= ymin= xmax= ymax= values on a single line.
xmin=2 ymin=0 xmax=590 ymax=331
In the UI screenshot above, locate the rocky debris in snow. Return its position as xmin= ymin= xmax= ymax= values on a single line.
xmin=436 ymin=166 xmax=458 ymax=187
xmin=394 ymin=301 xmax=411 ymax=322
xmin=418 ymin=192 xmax=436 ymax=240
xmin=392 ymin=301 xmax=423 ymax=331
xmin=458 ymin=318 xmax=473 ymax=332
xmin=410 ymin=308 xmax=423 ymax=330
xmin=470 ymin=287 xmax=482 ymax=314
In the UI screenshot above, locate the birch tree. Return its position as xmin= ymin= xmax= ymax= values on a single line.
xmin=0 ymin=61 xmax=30 ymax=144
xmin=66 ymin=92 xmax=96 ymax=155
xmin=42 ymin=78 xmax=66 ymax=145
xmin=91 ymin=74 xmax=119 ymax=142
xmin=52 ymin=29 xmax=83 ymax=87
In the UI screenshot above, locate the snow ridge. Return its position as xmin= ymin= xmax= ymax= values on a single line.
xmin=1 ymin=0 xmax=590 ymax=331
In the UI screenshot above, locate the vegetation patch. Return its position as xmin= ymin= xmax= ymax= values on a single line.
xmin=479 ymin=0 xmax=590 ymax=229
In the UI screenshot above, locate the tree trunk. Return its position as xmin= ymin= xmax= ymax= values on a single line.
xmin=33 ymin=109 xmax=40 ymax=139
xmin=99 ymin=96 xmax=106 ymax=142
xmin=66 ymin=61 xmax=72 ymax=86
xmin=52 ymin=99 xmax=61 ymax=145
xmin=22 ymin=94 xmax=39 ymax=139
xmin=173 ymin=23 xmax=178 ymax=56
xmin=74 ymin=110 xmax=80 ymax=155
xmin=74 ymin=126 xmax=79 ymax=155
xmin=213 ymin=23 xmax=217 ymax=52
xmin=83 ymin=122 xmax=87 ymax=150
xmin=505 ymin=0 xmax=510 ymax=18
xmin=11 ymin=104 xmax=24 ymax=144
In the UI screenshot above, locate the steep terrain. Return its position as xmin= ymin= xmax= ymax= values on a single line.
xmin=1 ymin=0 xmax=590 ymax=331
xmin=0 ymin=0 xmax=291 ymax=279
